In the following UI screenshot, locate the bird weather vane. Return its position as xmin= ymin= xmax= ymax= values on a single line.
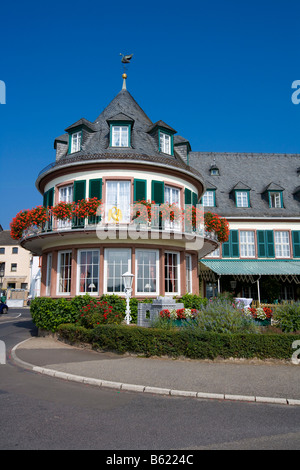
xmin=120 ymin=53 xmax=133 ymax=73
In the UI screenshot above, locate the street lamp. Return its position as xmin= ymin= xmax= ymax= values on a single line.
xmin=122 ymin=271 xmax=134 ymax=325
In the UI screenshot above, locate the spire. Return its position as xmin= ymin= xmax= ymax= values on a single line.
xmin=122 ymin=73 xmax=127 ymax=90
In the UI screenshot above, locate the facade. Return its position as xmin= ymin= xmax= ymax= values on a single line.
xmin=0 ymin=228 xmax=31 ymax=292
xmin=190 ymin=152 xmax=300 ymax=302
xmin=20 ymin=76 xmax=219 ymax=300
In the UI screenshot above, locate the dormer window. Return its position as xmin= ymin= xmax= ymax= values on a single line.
xmin=111 ymin=125 xmax=129 ymax=147
xmin=70 ymin=131 xmax=81 ymax=153
xmin=235 ymin=191 xmax=250 ymax=208
xmin=160 ymin=131 xmax=171 ymax=155
xmin=202 ymin=190 xmax=216 ymax=207
xmin=269 ymin=191 xmax=283 ymax=208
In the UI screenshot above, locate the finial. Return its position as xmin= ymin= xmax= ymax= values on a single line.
xmin=120 ymin=54 xmax=133 ymax=90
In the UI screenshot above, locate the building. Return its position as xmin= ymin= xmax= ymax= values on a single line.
xmin=18 ymin=74 xmax=219 ymax=299
xmin=190 ymin=152 xmax=300 ymax=302
xmin=0 ymin=228 xmax=31 ymax=293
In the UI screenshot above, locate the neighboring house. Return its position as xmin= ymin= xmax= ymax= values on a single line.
xmin=190 ymin=153 xmax=300 ymax=302
xmin=0 ymin=228 xmax=31 ymax=292
xmin=19 ymin=76 xmax=218 ymax=299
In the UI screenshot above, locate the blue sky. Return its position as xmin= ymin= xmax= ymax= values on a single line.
xmin=1 ymin=0 xmax=300 ymax=230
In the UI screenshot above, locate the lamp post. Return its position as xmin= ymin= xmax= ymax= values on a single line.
xmin=122 ymin=271 xmax=134 ymax=325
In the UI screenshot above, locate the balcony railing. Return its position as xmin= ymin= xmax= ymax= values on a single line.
xmin=21 ymin=203 xmax=217 ymax=241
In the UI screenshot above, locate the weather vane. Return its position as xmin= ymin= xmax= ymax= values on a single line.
xmin=120 ymin=53 xmax=133 ymax=89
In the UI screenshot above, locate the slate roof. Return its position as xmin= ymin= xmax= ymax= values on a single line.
xmin=189 ymin=152 xmax=300 ymax=218
xmin=0 ymin=230 xmax=19 ymax=246
xmin=42 ymin=88 xmax=204 ymax=185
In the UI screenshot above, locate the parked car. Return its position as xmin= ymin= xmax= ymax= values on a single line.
xmin=0 ymin=302 xmax=8 ymax=314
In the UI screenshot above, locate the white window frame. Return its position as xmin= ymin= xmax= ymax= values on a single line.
xmin=202 ymin=190 xmax=215 ymax=207
xmin=71 ymin=131 xmax=81 ymax=153
xmin=105 ymin=180 xmax=131 ymax=223
xmin=46 ymin=253 xmax=52 ymax=296
xmin=57 ymin=250 xmax=72 ymax=295
xmin=275 ymin=231 xmax=290 ymax=258
xmin=164 ymin=251 xmax=180 ymax=296
xmin=205 ymin=247 xmax=220 ymax=258
xmin=104 ymin=248 xmax=131 ymax=294
xmin=135 ymin=249 xmax=159 ymax=296
xmin=58 ymin=184 xmax=74 ymax=229
xmin=111 ymin=126 xmax=129 ymax=147
xmin=164 ymin=184 xmax=181 ymax=230
xmin=160 ymin=132 xmax=171 ymax=155
xmin=239 ymin=231 xmax=256 ymax=258
xmin=269 ymin=192 xmax=282 ymax=208
xmin=185 ymin=254 xmax=192 ymax=293
xmin=77 ymin=249 xmax=100 ymax=295
xmin=235 ymin=191 xmax=249 ymax=208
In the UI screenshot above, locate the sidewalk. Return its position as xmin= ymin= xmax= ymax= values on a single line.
xmin=12 ymin=336 xmax=300 ymax=405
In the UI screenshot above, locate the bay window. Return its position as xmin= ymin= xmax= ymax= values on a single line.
xmin=136 ymin=249 xmax=159 ymax=295
xmin=77 ymin=250 xmax=99 ymax=294
xmin=165 ymin=251 xmax=180 ymax=295
xmin=104 ymin=248 xmax=131 ymax=293
xmin=57 ymin=251 xmax=72 ymax=294
xmin=58 ymin=184 xmax=73 ymax=229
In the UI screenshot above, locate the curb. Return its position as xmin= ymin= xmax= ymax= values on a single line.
xmin=11 ymin=340 xmax=300 ymax=407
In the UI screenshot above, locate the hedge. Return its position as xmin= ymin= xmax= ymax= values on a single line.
xmin=57 ymin=323 xmax=300 ymax=360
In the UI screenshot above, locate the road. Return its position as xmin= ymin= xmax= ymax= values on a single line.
xmin=0 ymin=308 xmax=300 ymax=451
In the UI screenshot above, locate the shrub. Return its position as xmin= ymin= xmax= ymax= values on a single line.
xmin=77 ymin=300 xmax=124 ymax=328
xmin=273 ymin=302 xmax=300 ymax=333
xmin=178 ymin=293 xmax=208 ymax=310
xmin=192 ymin=298 xmax=259 ymax=334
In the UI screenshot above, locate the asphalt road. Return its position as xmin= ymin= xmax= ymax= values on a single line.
xmin=0 ymin=308 xmax=300 ymax=452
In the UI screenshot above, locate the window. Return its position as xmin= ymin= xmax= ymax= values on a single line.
xmin=21 ymin=283 xmax=28 ymax=290
xmin=57 ymin=251 xmax=72 ymax=294
xmin=12 ymin=247 xmax=18 ymax=254
xmin=206 ymin=247 xmax=220 ymax=258
xmin=202 ymin=190 xmax=215 ymax=207
xmin=0 ymin=248 xmax=5 ymax=254
xmin=70 ymin=131 xmax=81 ymax=153
xmin=240 ymin=231 xmax=255 ymax=258
xmin=0 ymin=263 xmax=4 ymax=277
xmin=77 ymin=250 xmax=99 ymax=294
xmin=160 ymin=132 xmax=171 ymax=155
xmin=111 ymin=126 xmax=129 ymax=147
xmin=185 ymin=254 xmax=192 ymax=293
xmin=11 ymin=263 xmax=17 ymax=272
xmin=210 ymin=168 xmax=219 ymax=176
xmin=104 ymin=248 xmax=131 ymax=294
xmin=164 ymin=185 xmax=181 ymax=230
xmin=106 ymin=180 xmax=131 ymax=223
xmin=46 ymin=253 xmax=52 ymax=296
xmin=136 ymin=250 xmax=159 ymax=295
xmin=275 ymin=231 xmax=290 ymax=258
xmin=269 ymin=191 xmax=282 ymax=208
xmin=58 ymin=184 xmax=73 ymax=229
xmin=165 ymin=251 xmax=180 ymax=295
xmin=235 ymin=191 xmax=249 ymax=207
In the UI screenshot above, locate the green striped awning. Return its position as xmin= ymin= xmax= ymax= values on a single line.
xmin=200 ymin=259 xmax=300 ymax=276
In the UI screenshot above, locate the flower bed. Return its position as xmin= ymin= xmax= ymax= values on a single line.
xmin=247 ymin=306 xmax=273 ymax=325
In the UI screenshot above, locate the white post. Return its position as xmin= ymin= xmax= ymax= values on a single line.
xmin=124 ymin=288 xmax=132 ymax=325
xmin=257 ymin=277 xmax=261 ymax=304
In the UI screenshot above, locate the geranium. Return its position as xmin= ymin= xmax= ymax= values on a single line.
xmin=247 ymin=306 xmax=273 ymax=320
xmin=204 ymin=211 xmax=229 ymax=243
xmin=160 ymin=202 xmax=183 ymax=223
xmin=50 ymin=201 xmax=74 ymax=220
xmin=73 ymin=198 xmax=102 ymax=219
xmin=132 ymin=199 xmax=153 ymax=223
xmin=10 ymin=206 xmax=50 ymax=240
xmin=77 ymin=299 xmax=123 ymax=328
xmin=159 ymin=308 xmax=198 ymax=320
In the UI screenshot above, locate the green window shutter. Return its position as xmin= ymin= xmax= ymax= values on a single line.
xmin=89 ymin=178 xmax=102 ymax=200
xmin=192 ymin=192 xmax=198 ymax=206
xmin=73 ymin=180 xmax=86 ymax=202
xmin=222 ymin=230 xmax=239 ymax=258
xmin=184 ymin=188 xmax=192 ymax=205
xmin=43 ymin=190 xmax=48 ymax=208
xmin=257 ymin=231 xmax=266 ymax=257
xmin=231 ymin=230 xmax=239 ymax=257
xmin=134 ymin=179 xmax=147 ymax=201
xmin=151 ymin=180 xmax=164 ymax=204
xmin=266 ymin=230 xmax=274 ymax=257
xmin=222 ymin=239 xmax=230 ymax=258
xmin=292 ymin=231 xmax=300 ymax=258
